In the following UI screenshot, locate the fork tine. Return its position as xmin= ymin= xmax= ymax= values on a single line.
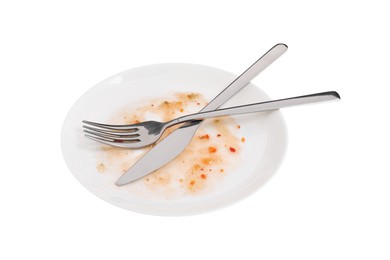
xmin=84 ymin=134 xmax=141 ymax=149
xmin=82 ymin=120 xmax=139 ymax=131
xmin=83 ymin=125 xmax=139 ymax=137
xmin=83 ymin=129 xmax=140 ymax=141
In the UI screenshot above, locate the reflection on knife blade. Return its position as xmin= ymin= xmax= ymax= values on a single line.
xmin=115 ymin=43 xmax=288 ymax=186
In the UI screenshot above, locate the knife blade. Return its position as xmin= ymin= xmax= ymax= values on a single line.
xmin=115 ymin=43 xmax=288 ymax=186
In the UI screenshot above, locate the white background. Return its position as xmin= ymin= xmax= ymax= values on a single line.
xmin=1 ymin=1 xmax=389 ymax=259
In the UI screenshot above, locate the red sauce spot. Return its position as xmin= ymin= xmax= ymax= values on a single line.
xmin=201 ymin=174 xmax=206 ymax=179
xmin=190 ymin=180 xmax=196 ymax=186
xmin=229 ymin=147 xmax=236 ymax=153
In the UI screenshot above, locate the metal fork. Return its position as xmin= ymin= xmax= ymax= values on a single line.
xmin=82 ymin=91 xmax=340 ymax=148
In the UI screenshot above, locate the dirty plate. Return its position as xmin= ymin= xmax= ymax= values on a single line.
xmin=61 ymin=63 xmax=287 ymax=216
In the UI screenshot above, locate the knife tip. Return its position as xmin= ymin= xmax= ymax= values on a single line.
xmin=115 ymin=179 xmax=126 ymax=186
xmin=115 ymin=175 xmax=137 ymax=186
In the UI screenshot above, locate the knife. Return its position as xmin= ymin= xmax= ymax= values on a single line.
xmin=115 ymin=43 xmax=288 ymax=186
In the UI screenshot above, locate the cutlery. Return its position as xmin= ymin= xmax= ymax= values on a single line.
xmin=83 ymin=91 xmax=340 ymax=148
xmin=115 ymin=43 xmax=288 ymax=186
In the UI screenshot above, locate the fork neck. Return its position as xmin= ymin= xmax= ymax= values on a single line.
xmin=168 ymin=113 xmax=205 ymax=127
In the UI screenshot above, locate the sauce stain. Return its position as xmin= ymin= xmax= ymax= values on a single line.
xmin=96 ymin=92 xmax=243 ymax=198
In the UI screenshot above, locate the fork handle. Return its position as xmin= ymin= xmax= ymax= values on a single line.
xmin=171 ymin=91 xmax=340 ymax=125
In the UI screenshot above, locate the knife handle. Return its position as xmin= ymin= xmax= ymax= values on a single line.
xmin=201 ymin=43 xmax=288 ymax=112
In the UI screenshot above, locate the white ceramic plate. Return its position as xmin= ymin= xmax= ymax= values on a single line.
xmin=61 ymin=64 xmax=287 ymax=216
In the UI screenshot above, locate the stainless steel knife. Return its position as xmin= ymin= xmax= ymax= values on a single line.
xmin=115 ymin=43 xmax=288 ymax=186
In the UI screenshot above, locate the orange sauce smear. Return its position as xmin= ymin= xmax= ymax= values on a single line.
xmin=96 ymin=92 xmax=244 ymax=196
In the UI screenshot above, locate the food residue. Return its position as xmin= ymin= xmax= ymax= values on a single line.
xmin=96 ymin=163 xmax=106 ymax=173
xmin=208 ymin=146 xmax=217 ymax=153
xmin=199 ymin=134 xmax=209 ymax=140
xmin=95 ymin=92 xmax=245 ymax=197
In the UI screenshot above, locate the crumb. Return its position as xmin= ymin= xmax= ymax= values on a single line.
xmin=187 ymin=93 xmax=199 ymax=100
xmin=241 ymin=137 xmax=246 ymax=143
xmin=96 ymin=163 xmax=106 ymax=173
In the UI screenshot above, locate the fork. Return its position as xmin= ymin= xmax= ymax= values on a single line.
xmin=82 ymin=91 xmax=340 ymax=148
